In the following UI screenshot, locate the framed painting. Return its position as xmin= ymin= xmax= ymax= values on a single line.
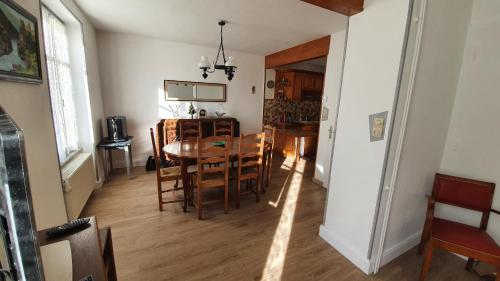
xmin=0 ymin=0 xmax=42 ymax=83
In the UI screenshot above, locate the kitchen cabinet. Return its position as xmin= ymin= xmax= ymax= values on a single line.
xmin=275 ymin=70 xmax=324 ymax=101
xmin=272 ymin=123 xmax=320 ymax=158
xmin=275 ymin=71 xmax=301 ymax=101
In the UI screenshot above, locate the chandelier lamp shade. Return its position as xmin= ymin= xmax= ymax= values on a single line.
xmin=198 ymin=20 xmax=237 ymax=81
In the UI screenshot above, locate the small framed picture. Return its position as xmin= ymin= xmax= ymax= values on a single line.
xmin=0 ymin=0 xmax=42 ymax=83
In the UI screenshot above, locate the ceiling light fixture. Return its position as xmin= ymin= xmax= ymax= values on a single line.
xmin=198 ymin=20 xmax=237 ymax=81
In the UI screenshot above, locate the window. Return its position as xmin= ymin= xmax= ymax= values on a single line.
xmin=42 ymin=7 xmax=79 ymax=164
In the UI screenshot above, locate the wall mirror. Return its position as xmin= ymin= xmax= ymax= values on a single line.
xmin=164 ymin=80 xmax=226 ymax=102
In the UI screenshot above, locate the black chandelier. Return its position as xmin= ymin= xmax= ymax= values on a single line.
xmin=198 ymin=20 xmax=237 ymax=81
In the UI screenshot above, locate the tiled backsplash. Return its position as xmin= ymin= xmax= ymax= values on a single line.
xmin=263 ymin=99 xmax=322 ymax=124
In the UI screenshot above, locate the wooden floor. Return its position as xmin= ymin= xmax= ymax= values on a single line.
xmin=83 ymin=157 xmax=484 ymax=281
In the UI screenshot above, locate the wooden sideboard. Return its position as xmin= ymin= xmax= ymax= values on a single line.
xmin=156 ymin=118 xmax=239 ymax=160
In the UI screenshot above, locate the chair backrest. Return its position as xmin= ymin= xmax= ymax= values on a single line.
xmin=180 ymin=120 xmax=201 ymax=140
xmin=149 ymin=128 xmax=161 ymax=176
xmin=214 ymin=120 xmax=234 ymax=139
xmin=238 ymin=133 xmax=265 ymax=174
xmin=433 ymin=173 xmax=495 ymax=218
xmin=196 ymin=135 xmax=230 ymax=184
xmin=263 ymin=125 xmax=276 ymax=152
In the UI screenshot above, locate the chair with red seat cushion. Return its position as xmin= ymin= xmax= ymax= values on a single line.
xmin=418 ymin=173 xmax=500 ymax=281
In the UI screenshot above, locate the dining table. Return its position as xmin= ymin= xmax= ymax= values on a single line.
xmin=162 ymin=137 xmax=242 ymax=211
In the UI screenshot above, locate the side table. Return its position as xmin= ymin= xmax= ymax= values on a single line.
xmin=97 ymin=136 xmax=134 ymax=177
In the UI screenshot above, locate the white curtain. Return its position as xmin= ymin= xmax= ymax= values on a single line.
xmin=42 ymin=7 xmax=79 ymax=164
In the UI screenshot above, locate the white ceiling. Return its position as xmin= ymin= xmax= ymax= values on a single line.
xmin=75 ymin=0 xmax=347 ymax=55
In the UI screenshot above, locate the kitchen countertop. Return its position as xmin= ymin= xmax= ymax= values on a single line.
xmin=272 ymin=121 xmax=320 ymax=130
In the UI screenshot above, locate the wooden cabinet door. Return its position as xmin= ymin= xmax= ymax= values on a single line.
xmin=314 ymin=74 xmax=324 ymax=91
xmin=302 ymin=74 xmax=314 ymax=90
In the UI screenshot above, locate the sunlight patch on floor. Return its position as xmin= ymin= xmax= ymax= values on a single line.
xmin=261 ymin=160 xmax=304 ymax=281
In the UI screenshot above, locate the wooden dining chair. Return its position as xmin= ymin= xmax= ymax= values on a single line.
xmin=194 ymin=135 xmax=230 ymax=219
xmin=214 ymin=120 xmax=234 ymax=140
xmin=418 ymin=173 xmax=500 ymax=281
xmin=180 ymin=120 xmax=201 ymax=140
xmin=235 ymin=133 xmax=265 ymax=208
xmin=149 ymin=128 xmax=184 ymax=211
xmin=262 ymin=125 xmax=276 ymax=192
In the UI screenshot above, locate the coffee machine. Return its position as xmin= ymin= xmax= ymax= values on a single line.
xmin=106 ymin=116 xmax=128 ymax=142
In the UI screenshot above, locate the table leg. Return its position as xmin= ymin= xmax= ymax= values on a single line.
xmin=294 ymin=136 xmax=300 ymax=163
xmin=108 ymin=149 xmax=113 ymax=174
xmin=124 ymin=146 xmax=132 ymax=177
xmin=180 ymin=159 xmax=189 ymax=212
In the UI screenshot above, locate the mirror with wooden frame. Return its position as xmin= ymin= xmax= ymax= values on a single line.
xmin=164 ymin=80 xmax=226 ymax=102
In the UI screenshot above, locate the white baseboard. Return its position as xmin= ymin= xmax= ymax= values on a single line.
xmin=319 ymin=225 xmax=372 ymax=274
xmin=380 ymin=232 xmax=421 ymax=267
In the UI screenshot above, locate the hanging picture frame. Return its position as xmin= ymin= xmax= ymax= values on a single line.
xmin=0 ymin=0 xmax=42 ymax=83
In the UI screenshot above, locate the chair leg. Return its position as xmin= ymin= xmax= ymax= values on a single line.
xmin=465 ymin=258 xmax=474 ymax=272
xmin=260 ymin=155 xmax=266 ymax=194
xmin=256 ymin=169 xmax=261 ymax=203
xmin=419 ymin=241 xmax=434 ymax=281
xmin=224 ymin=184 xmax=228 ymax=214
xmin=236 ymin=180 xmax=241 ymax=209
xmin=266 ymin=156 xmax=271 ymax=188
xmin=197 ymin=186 xmax=203 ymax=220
xmin=157 ymin=181 xmax=163 ymax=212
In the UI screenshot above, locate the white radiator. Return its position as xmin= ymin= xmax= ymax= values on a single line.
xmin=61 ymin=153 xmax=96 ymax=220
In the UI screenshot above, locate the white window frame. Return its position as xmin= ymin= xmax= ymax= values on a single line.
xmin=42 ymin=6 xmax=80 ymax=165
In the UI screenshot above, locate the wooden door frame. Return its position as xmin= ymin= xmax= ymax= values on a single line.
xmin=265 ymin=36 xmax=331 ymax=69
xmin=262 ymin=36 xmax=331 ymax=163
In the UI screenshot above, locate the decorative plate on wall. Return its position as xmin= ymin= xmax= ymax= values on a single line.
xmin=266 ymin=80 xmax=275 ymax=89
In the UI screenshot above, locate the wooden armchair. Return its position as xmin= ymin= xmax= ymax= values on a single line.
xmin=149 ymin=128 xmax=184 ymax=211
xmin=180 ymin=120 xmax=201 ymax=140
xmin=235 ymin=133 xmax=265 ymax=208
xmin=194 ymin=135 xmax=230 ymax=219
xmin=419 ymin=173 xmax=500 ymax=281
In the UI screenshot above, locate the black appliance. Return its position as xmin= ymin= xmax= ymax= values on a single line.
xmin=106 ymin=116 xmax=128 ymax=142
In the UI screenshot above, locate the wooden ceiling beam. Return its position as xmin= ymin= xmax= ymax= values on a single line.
xmin=265 ymin=36 xmax=330 ymax=69
xmin=301 ymin=0 xmax=364 ymax=16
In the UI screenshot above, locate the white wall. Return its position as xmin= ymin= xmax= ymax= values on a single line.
xmin=314 ymin=28 xmax=347 ymax=187
xmin=319 ymin=0 xmax=411 ymax=273
xmin=97 ymin=31 xmax=265 ymax=166
xmin=439 ymin=0 xmax=500 ymax=242
xmin=381 ymin=0 xmax=472 ymax=266
xmin=61 ymin=0 xmax=106 ymax=184
xmin=0 ymin=0 xmax=67 ymax=229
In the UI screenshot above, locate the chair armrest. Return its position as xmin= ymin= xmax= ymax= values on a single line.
xmin=491 ymin=209 xmax=500 ymax=215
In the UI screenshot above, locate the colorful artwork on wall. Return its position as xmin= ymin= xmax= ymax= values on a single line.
xmin=0 ymin=0 xmax=42 ymax=83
